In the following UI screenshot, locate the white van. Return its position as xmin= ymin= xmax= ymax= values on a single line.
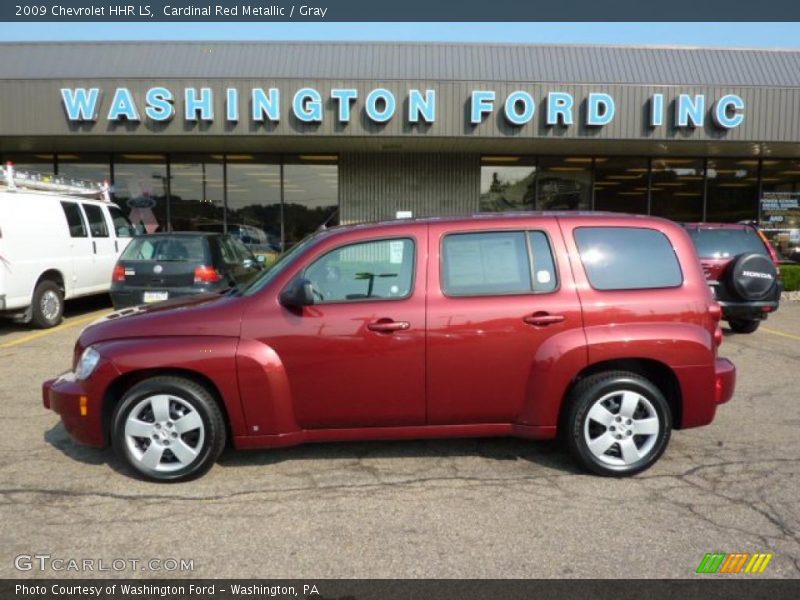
xmin=0 ymin=165 xmax=134 ymax=328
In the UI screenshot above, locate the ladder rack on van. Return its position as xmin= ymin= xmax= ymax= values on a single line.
xmin=1 ymin=162 xmax=110 ymax=201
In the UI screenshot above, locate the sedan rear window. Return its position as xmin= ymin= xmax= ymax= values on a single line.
xmin=687 ymin=228 xmax=768 ymax=259
xmin=121 ymin=237 xmax=208 ymax=262
xmin=575 ymin=227 xmax=683 ymax=291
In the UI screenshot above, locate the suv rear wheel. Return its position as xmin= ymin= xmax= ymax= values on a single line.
xmin=565 ymin=371 xmax=672 ymax=476
xmin=112 ymin=376 xmax=226 ymax=482
xmin=728 ymin=318 xmax=760 ymax=334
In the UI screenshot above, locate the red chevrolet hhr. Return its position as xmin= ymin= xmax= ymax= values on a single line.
xmin=43 ymin=213 xmax=736 ymax=482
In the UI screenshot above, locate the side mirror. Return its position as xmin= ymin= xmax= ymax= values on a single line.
xmin=279 ymin=277 xmax=315 ymax=308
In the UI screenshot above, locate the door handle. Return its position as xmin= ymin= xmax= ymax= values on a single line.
xmin=92 ymin=241 xmax=97 ymax=254
xmin=523 ymin=312 xmax=566 ymax=327
xmin=115 ymin=240 xmax=119 ymax=252
xmin=368 ymin=319 xmax=410 ymax=333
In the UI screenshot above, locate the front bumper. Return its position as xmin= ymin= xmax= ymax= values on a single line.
xmin=42 ymin=360 xmax=120 ymax=447
xmin=715 ymin=357 xmax=736 ymax=405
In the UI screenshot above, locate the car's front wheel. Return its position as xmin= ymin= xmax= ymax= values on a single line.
xmin=112 ymin=376 xmax=226 ymax=482
xmin=565 ymin=371 xmax=671 ymax=476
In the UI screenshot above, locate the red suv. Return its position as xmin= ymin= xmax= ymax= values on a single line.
xmin=683 ymin=223 xmax=781 ymax=333
xmin=43 ymin=214 xmax=735 ymax=482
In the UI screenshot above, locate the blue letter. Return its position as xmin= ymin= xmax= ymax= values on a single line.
xmin=714 ymin=94 xmax=745 ymax=129
xmin=145 ymin=87 xmax=174 ymax=121
xmin=650 ymin=94 xmax=664 ymax=127
xmin=546 ymin=92 xmax=574 ymax=125
xmin=107 ymin=88 xmax=140 ymax=121
xmin=366 ymin=88 xmax=396 ymax=123
xmin=331 ymin=89 xmax=358 ymax=122
xmin=408 ymin=89 xmax=436 ymax=123
xmin=252 ymin=88 xmax=280 ymax=122
xmin=61 ymin=88 xmax=100 ymax=121
xmin=226 ymin=88 xmax=239 ymax=122
xmin=184 ymin=87 xmax=214 ymax=121
xmin=470 ymin=91 xmax=495 ymax=124
xmin=676 ymin=94 xmax=705 ymax=127
xmin=504 ymin=91 xmax=535 ymax=125
xmin=293 ymin=88 xmax=323 ymax=122
xmin=587 ymin=93 xmax=615 ymax=126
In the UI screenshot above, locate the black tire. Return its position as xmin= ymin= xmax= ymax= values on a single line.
xmin=728 ymin=318 xmax=760 ymax=334
xmin=565 ymin=371 xmax=672 ymax=477
xmin=31 ymin=280 xmax=64 ymax=329
xmin=111 ymin=376 xmax=226 ymax=482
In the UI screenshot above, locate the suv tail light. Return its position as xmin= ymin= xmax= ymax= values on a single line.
xmin=755 ymin=227 xmax=781 ymax=268
xmin=112 ymin=264 xmax=126 ymax=282
xmin=709 ymin=302 xmax=723 ymax=347
xmin=194 ymin=265 xmax=221 ymax=284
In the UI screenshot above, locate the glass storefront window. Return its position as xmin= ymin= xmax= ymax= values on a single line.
xmin=283 ymin=157 xmax=339 ymax=248
xmin=113 ymin=155 xmax=168 ymax=234
xmin=650 ymin=158 xmax=705 ymax=222
xmin=758 ymin=159 xmax=800 ymax=261
xmin=169 ymin=156 xmax=225 ymax=232
xmin=3 ymin=153 xmax=55 ymax=176
xmin=57 ymin=153 xmax=110 ymax=184
xmin=706 ymin=159 xmax=758 ymax=223
xmin=225 ymin=156 xmax=282 ymax=258
xmin=536 ymin=157 xmax=591 ymax=210
xmin=479 ymin=158 xmax=536 ymax=212
xmin=593 ymin=157 xmax=649 ymax=214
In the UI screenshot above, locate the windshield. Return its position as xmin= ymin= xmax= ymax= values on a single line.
xmin=241 ymin=232 xmax=323 ymax=296
xmin=688 ymin=228 xmax=768 ymax=259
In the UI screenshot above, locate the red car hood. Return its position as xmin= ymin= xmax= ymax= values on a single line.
xmin=80 ymin=293 xmax=246 ymax=347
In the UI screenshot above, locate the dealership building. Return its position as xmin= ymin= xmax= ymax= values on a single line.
xmin=1 ymin=41 xmax=799 ymax=252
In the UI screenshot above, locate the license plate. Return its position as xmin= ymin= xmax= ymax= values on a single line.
xmin=143 ymin=291 xmax=169 ymax=303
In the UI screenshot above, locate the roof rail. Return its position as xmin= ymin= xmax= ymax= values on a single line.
xmin=1 ymin=162 xmax=110 ymax=201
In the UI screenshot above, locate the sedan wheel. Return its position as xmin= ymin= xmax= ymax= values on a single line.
xmin=112 ymin=376 xmax=226 ymax=482
xmin=566 ymin=371 xmax=671 ymax=476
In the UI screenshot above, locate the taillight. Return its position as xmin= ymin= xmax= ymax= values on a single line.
xmin=194 ymin=265 xmax=221 ymax=284
xmin=709 ymin=302 xmax=722 ymax=322
xmin=755 ymin=228 xmax=781 ymax=267
xmin=112 ymin=264 xmax=125 ymax=282
xmin=714 ymin=326 xmax=723 ymax=347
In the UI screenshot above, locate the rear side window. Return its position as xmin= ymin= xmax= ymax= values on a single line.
xmin=442 ymin=231 xmax=534 ymax=296
xmin=60 ymin=202 xmax=87 ymax=238
xmin=574 ymin=227 xmax=683 ymax=291
xmin=687 ymin=228 xmax=768 ymax=259
xmin=81 ymin=204 xmax=109 ymax=238
xmin=108 ymin=205 xmax=134 ymax=238
xmin=121 ymin=237 xmax=209 ymax=262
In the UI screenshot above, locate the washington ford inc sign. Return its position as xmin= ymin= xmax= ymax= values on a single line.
xmin=60 ymin=86 xmax=747 ymax=130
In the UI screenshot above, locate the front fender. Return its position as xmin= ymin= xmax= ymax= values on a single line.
xmin=96 ymin=336 xmax=247 ymax=438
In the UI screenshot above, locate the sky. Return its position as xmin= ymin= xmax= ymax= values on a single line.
xmin=1 ymin=22 xmax=798 ymax=48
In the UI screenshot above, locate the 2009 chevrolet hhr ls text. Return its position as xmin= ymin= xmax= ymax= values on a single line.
xmin=43 ymin=213 xmax=736 ymax=482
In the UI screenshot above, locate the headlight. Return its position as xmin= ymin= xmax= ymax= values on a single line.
xmin=75 ymin=347 xmax=101 ymax=380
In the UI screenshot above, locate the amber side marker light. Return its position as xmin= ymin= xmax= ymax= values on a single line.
xmin=79 ymin=396 xmax=88 ymax=417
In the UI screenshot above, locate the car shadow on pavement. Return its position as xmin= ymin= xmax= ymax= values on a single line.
xmin=45 ymin=423 xmax=582 ymax=478
xmin=217 ymin=437 xmax=583 ymax=475
xmin=0 ymin=294 xmax=112 ymax=338
xmin=44 ymin=423 xmax=122 ymax=470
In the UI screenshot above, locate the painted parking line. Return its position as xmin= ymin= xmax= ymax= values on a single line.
xmin=0 ymin=312 xmax=110 ymax=349
xmin=760 ymin=327 xmax=800 ymax=342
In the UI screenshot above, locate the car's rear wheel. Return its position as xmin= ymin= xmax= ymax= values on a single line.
xmin=31 ymin=280 xmax=64 ymax=329
xmin=112 ymin=376 xmax=226 ymax=482
xmin=728 ymin=318 xmax=760 ymax=334
xmin=565 ymin=371 xmax=671 ymax=476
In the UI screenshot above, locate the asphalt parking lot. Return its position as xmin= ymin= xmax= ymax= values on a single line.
xmin=1 ymin=296 xmax=798 ymax=579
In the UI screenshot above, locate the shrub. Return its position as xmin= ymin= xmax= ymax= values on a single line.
xmin=780 ymin=264 xmax=800 ymax=292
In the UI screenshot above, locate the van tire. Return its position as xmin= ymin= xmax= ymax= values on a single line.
xmin=31 ymin=280 xmax=64 ymax=328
